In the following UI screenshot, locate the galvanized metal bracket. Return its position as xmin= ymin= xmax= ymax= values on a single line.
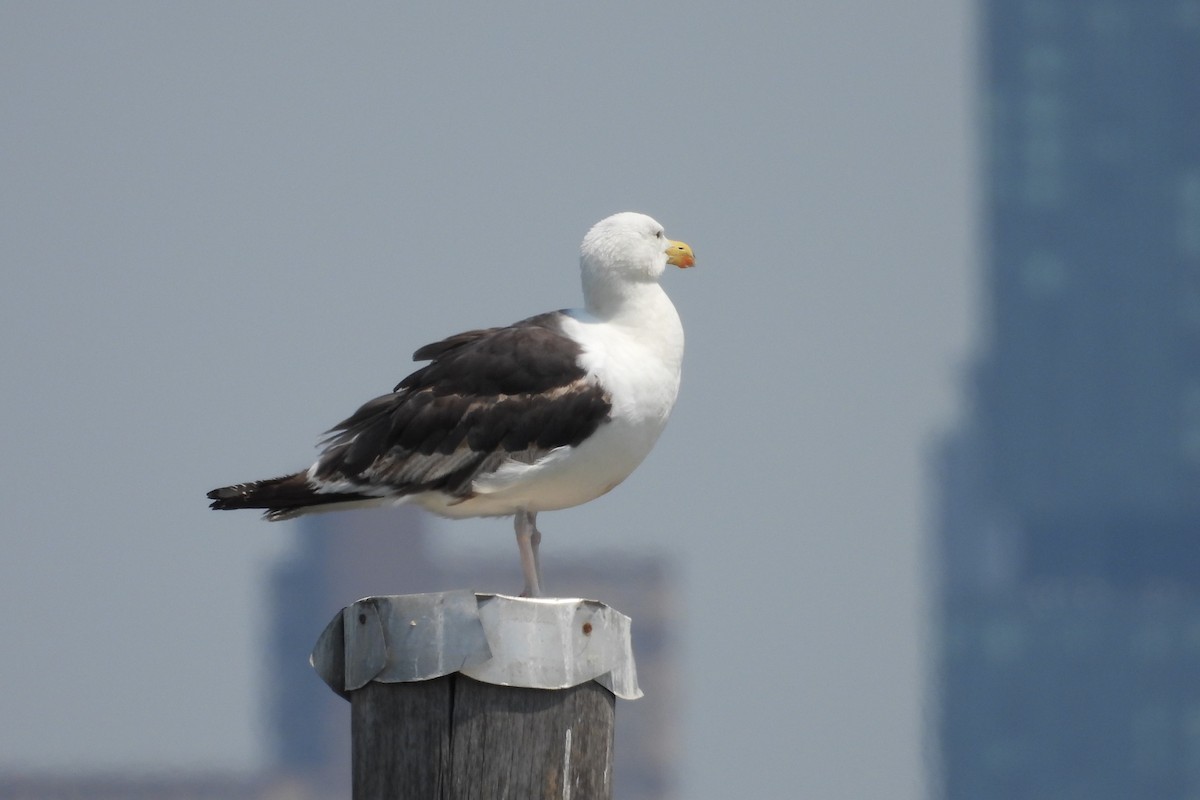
xmin=311 ymin=590 xmax=642 ymax=701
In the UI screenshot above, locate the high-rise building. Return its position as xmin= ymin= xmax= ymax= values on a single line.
xmin=935 ymin=3 xmax=1200 ymax=797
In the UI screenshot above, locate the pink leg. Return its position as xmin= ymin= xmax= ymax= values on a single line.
xmin=514 ymin=510 xmax=542 ymax=597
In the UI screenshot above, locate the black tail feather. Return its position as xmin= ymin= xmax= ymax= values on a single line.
xmin=207 ymin=472 xmax=372 ymax=519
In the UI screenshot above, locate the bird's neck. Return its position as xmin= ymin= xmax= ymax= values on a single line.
xmin=579 ymin=278 xmax=684 ymax=367
xmin=582 ymin=275 xmax=667 ymax=322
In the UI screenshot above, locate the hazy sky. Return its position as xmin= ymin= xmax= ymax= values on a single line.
xmin=0 ymin=3 xmax=974 ymax=798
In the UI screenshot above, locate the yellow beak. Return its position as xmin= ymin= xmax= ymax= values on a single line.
xmin=666 ymin=240 xmax=695 ymax=269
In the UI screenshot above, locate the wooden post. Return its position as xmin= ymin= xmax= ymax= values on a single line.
xmin=352 ymin=675 xmax=615 ymax=798
xmin=311 ymin=591 xmax=640 ymax=800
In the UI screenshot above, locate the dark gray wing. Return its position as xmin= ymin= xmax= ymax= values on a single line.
xmin=311 ymin=312 xmax=611 ymax=499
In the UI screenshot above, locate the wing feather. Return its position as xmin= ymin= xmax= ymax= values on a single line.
xmin=312 ymin=313 xmax=611 ymax=500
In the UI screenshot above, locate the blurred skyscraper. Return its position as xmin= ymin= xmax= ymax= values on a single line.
xmin=935 ymin=2 xmax=1200 ymax=798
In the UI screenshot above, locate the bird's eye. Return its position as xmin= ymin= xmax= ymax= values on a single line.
xmin=655 ymin=230 xmax=664 ymax=239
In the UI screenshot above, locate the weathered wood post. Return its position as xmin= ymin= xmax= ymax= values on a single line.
xmin=311 ymin=590 xmax=641 ymax=799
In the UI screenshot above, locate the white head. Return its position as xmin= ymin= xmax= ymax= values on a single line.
xmin=579 ymin=212 xmax=694 ymax=315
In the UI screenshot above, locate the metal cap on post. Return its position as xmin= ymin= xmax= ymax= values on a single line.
xmin=311 ymin=591 xmax=641 ymax=799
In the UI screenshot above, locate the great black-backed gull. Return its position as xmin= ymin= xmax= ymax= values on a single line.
xmin=208 ymin=211 xmax=694 ymax=597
